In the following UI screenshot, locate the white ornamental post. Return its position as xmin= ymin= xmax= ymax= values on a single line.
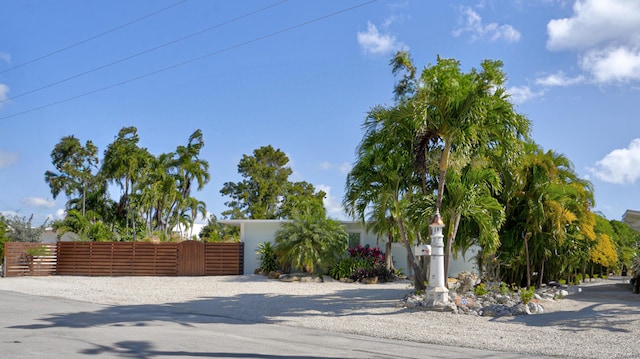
xmin=425 ymin=209 xmax=449 ymax=306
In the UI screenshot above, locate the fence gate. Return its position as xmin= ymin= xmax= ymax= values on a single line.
xmin=177 ymin=240 xmax=205 ymax=275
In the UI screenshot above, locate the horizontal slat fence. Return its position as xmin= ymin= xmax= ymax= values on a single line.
xmin=205 ymin=242 xmax=244 ymax=275
xmin=56 ymin=242 xmax=180 ymax=276
xmin=3 ymin=242 xmax=57 ymax=277
xmin=53 ymin=241 xmax=243 ymax=276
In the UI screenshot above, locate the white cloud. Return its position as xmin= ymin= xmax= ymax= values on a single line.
xmin=357 ymin=21 xmax=407 ymax=55
xmin=507 ymin=85 xmax=544 ymax=104
xmin=547 ymin=0 xmax=640 ymax=51
xmin=546 ymin=0 xmax=640 ymax=84
xmin=45 ymin=209 xmax=67 ymax=222
xmin=580 ymin=47 xmax=640 ymax=83
xmin=316 ymin=184 xmax=347 ymax=220
xmin=20 ymin=197 xmax=56 ymax=208
xmin=453 ymin=7 xmax=521 ymax=43
xmin=319 ymin=161 xmax=352 ymax=174
xmin=588 ymin=138 xmax=640 ymax=184
xmin=0 ymin=52 xmax=10 ymax=64
xmin=0 ymin=150 xmax=18 ymax=168
xmin=535 ymin=71 xmax=585 ymax=86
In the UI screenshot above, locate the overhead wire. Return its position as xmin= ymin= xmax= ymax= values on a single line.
xmin=0 ymin=0 xmax=188 ymax=75
xmin=0 ymin=0 xmax=378 ymax=121
xmin=0 ymin=0 xmax=289 ymax=105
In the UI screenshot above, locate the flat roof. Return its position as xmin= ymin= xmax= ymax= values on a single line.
xmin=623 ymin=209 xmax=640 ymax=232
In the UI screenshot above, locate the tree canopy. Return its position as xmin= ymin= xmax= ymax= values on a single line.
xmin=221 ymin=145 xmax=325 ymax=220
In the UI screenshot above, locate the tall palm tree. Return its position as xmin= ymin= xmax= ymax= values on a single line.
xmin=176 ymin=129 xmax=210 ymax=200
xmin=441 ymin=159 xmax=505 ymax=281
xmin=101 ymin=127 xmax=150 ymax=241
xmin=344 ymin=105 xmax=429 ymax=289
xmin=501 ymin=142 xmax=596 ymax=287
xmin=390 ymin=53 xmax=530 ymax=218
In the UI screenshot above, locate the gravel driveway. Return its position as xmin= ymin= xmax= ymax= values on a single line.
xmin=1 ymin=275 xmax=639 ymax=358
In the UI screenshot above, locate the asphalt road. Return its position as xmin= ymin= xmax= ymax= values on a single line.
xmin=0 ymin=290 xmax=549 ymax=359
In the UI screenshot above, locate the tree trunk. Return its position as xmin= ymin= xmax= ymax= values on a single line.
xmin=397 ymin=217 xmax=425 ymax=291
xmin=524 ymin=233 xmax=531 ymax=288
xmin=537 ymin=258 xmax=545 ymax=289
xmin=444 ymin=212 xmax=461 ymax=287
xmin=385 ymin=234 xmax=393 ymax=271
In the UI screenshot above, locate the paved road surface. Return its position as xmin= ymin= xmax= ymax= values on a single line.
xmin=0 ymin=290 xmax=547 ymax=359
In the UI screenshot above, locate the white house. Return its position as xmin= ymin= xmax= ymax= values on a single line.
xmin=220 ymin=219 xmax=478 ymax=278
xmin=623 ymin=209 xmax=640 ymax=232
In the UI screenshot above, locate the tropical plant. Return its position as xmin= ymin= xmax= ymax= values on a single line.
xmin=329 ymin=244 xmax=391 ymax=282
xmin=273 ymin=207 xmax=347 ymax=276
xmin=101 ymin=126 xmax=150 ymax=240
xmin=257 ymin=241 xmax=278 ymax=273
xmin=344 ymin=105 xmax=429 ymax=290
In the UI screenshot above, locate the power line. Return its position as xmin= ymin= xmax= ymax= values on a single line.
xmin=0 ymin=0 xmax=378 ymax=121
xmin=0 ymin=0 xmax=188 ymax=75
xmin=0 ymin=0 xmax=288 ymax=105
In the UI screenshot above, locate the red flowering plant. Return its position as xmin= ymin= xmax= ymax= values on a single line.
xmin=329 ymin=244 xmax=391 ymax=282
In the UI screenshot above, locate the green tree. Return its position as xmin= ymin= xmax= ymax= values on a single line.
xmin=0 ymin=215 xmax=9 ymax=261
xmin=278 ymin=181 xmax=326 ymax=219
xmin=274 ymin=207 xmax=348 ymax=276
xmin=441 ymin=160 xmax=505 ymax=280
xmin=199 ymin=213 xmax=239 ymax=242
xmin=5 ymin=215 xmax=48 ymax=242
xmin=500 ymin=142 xmax=596 ymax=287
xmin=221 ymin=145 xmax=324 ymax=220
xmin=610 ymin=219 xmax=640 ymax=272
xmin=344 ymin=105 xmax=429 ymax=289
xmin=101 ymin=127 xmax=150 ymax=240
xmin=44 ymin=135 xmax=99 ymax=217
xmin=387 ymin=53 xmax=530 ymax=286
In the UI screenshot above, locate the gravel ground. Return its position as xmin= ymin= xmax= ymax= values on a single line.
xmin=1 ymin=275 xmax=639 ymax=358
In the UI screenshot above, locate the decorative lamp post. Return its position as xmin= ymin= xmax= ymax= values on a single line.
xmin=425 ymin=209 xmax=449 ymax=306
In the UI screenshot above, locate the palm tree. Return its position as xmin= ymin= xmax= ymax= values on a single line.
xmin=500 ymin=142 xmax=596 ymax=287
xmin=344 ymin=105 xmax=430 ymax=289
xmin=101 ymin=127 xmax=151 ymax=241
xmin=274 ymin=207 xmax=348 ymax=276
xmin=441 ymin=159 xmax=505 ymax=281
xmin=390 ymin=53 xmax=530 ymax=217
xmin=176 ymin=129 xmax=210 ymax=200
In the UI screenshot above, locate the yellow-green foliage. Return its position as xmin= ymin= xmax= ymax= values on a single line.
xmin=590 ymin=233 xmax=618 ymax=268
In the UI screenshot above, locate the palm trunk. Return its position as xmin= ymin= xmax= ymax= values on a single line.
xmin=537 ymin=258 xmax=545 ymax=289
xmin=524 ymin=232 xmax=531 ymax=288
xmin=385 ymin=233 xmax=393 ymax=271
xmin=396 ymin=217 xmax=426 ymax=291
xmin=444 ymin=212 xmax=461 ymax=286
xmin=436 ymin=141 xmax=451 ymax=212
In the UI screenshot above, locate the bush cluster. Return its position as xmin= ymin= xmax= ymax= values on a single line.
xmin=329 ymin=244 xmax=391 ymax=282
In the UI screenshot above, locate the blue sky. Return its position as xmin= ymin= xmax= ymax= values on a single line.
xmin=1 ymin=0 xmax=639 ymax=228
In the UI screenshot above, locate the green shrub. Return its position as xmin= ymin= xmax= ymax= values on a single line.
xmin=257 ymin=242 xmax=278 ymax=273
xmin=498 ymin=282 xmax=511 ymax=295
xmin=519 ymin=286 xmax=535 ymax=304
xmin=474 ymin=283 xmax=488 ymax=296
xmin=329 ymin=244 xmax=390 ymax=282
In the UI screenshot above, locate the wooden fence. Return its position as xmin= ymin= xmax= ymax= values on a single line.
xmin=3 ymin=241 xmax=243 ymax=277
xmin=3 ymin=242 xmax=58 ymax=277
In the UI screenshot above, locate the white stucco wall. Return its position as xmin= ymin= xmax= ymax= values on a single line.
xmin=221 ymin=220 xmax=479 ymax=278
